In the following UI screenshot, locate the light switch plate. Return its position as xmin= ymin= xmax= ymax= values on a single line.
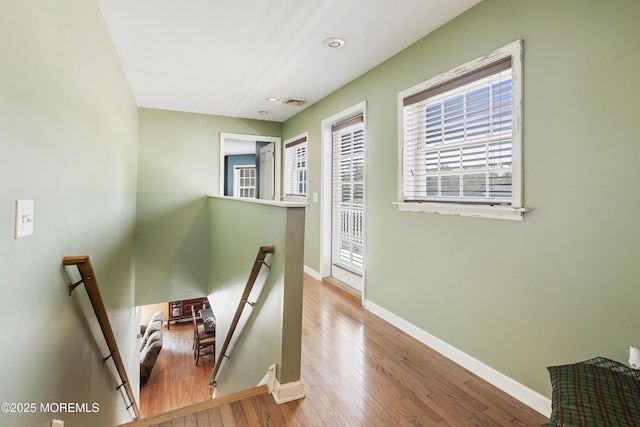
xmin=15 ymin=200 xmax=34 ymax=239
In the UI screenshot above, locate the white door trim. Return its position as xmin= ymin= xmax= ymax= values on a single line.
xmin=320 ymin=101 xmax=367 ymax=299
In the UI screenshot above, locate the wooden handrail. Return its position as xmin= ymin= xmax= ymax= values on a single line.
xmin=209 ymin=246 xmax=274 ymax=388
xmin=63 ymin=255 xmax=140 ymax=420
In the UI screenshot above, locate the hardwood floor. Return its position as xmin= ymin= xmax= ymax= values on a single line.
xmin=139 ymin=321 xmax=215 ymax=418
xmin=136 ymin=274 xmax=549 ymax=426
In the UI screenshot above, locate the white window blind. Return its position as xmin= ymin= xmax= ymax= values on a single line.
xmin=332 ymin=116 xmax=364 ymax=274
xmin=284 ymin=136 xmax=307 ymax=198
xmin=404 ymin=59 xmax=512 ymax=203
xmin=398 ymin=40 xmax=524 ymax=220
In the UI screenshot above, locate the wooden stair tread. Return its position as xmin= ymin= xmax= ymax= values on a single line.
xmin=119 ymin=385 xmax=269 ymax=426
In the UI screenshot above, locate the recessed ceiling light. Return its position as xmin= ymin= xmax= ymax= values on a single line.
xmin=258 ymin=110 xmax=269 ymax=116
xmin=323 ymin=37 xmax=346 ymax=49
xmin=266 ymin=97 xmax=279 ymax=102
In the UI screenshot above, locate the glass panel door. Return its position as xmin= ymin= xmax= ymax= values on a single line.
xmin=331 ymin=118 xmax=365 ymax=290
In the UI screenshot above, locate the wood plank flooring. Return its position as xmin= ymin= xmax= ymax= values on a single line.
xmin=139 ymin=321 xmax=215 ymax=418
xmin=136 ymin=274 xmax=549 ymax=426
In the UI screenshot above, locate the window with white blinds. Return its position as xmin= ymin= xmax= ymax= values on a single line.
xmin=284 ymin=134 xmax=308 ymax=199
xmin=332 ymin=116 xmax=364 ymax=274
xmin=398 ymin=40 xmax=525 ymax=221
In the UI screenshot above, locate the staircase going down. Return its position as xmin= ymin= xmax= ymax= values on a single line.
xmin=119 ymin=384 xmax=294 ymax=426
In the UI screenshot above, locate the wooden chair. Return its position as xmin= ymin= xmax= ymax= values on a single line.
xmin=191 ymin=306 xmax=215 ymax=366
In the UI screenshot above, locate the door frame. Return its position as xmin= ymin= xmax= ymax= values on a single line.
xmin=320 ymin=101 xmax=367 ymax=299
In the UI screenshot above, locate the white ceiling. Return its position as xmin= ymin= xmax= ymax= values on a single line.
xmin=98 ymin=0 xmax=480 ymax=122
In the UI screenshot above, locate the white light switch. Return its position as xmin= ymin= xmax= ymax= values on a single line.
xmin=15 ymin=200 xmax=34 ymax=239
xmin=312 ymin=193 xmax=318 ymax=203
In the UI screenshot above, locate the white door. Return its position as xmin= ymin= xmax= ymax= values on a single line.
xmin=331 ymin=116 xmax=365 ymax=292
xmin=259 ymin=143 xmax=275 ymax=200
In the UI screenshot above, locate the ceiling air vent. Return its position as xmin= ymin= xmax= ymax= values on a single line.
xmin=282 ymin=97 xmax=307 ymax=107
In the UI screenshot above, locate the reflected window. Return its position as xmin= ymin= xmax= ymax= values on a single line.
xmin=284 ymin=133 xmax=308 ymax=200
xmin=219 ymin=133 xmax=281 ymax=200
xmin=234 ymin=166 xmax=256 ymax=198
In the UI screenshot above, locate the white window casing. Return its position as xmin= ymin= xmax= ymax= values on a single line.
xmin=283 ymin=133 xmax=308 ymax=201
xmin=397 ymin=40 xmax=526 ymax=221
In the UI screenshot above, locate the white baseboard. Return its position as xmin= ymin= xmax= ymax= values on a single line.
xmin=261 ymin=363 xmax=306 ymax=405
xmin=258 ymin=364 xmax=276 ymax=391
xmin=304 ymin=265 xmax=322 ymax=280
xmin=364 ymin=299 xmax=551 ymax=418
xmin=272 ymin=380 xmax=305 ymax=405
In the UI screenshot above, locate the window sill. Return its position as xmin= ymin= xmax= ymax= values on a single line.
xmin=209 ymin=195 xmax=309 ymax=208
xmin=283 ymin=196 xmax=308 ymax=203
xmin=394 ymin=201 xmax=527 ymax=221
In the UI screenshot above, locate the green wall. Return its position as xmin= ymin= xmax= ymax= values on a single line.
xmin=0 ymin=1 xmax=139 ymax=426
xmin=208 ymin=197 xmax=304 ymax=395
xmin=283 ymin=0 xmax=640 ymax=398
xmin=135 ymin=109 xmax=281 ymax=304
xmin=3 ymin=0 xmax=636 ymax=422
xmin=136 ymin=107 xmax=305 ymax=395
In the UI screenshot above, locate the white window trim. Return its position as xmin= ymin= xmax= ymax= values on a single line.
xmin=283 ymin=132 xmax=309 ymax=202
xmin=397 ymin=39 xmax=525 ymax=221
xmin=233 ymin=165 xmax=256 ymax=199
xmin=395 ymin=201 xmax=527 ymax=221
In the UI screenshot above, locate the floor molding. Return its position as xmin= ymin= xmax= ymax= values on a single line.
xmin=272 ymin=380 xmax=306 ymax=405
xmin=364 ymin=298 xmax=552 ymax=418
xmin=263 ymin=363 xmax=306 ymax=405
xmin=303 ymin=265 xmax=321 ymax=280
